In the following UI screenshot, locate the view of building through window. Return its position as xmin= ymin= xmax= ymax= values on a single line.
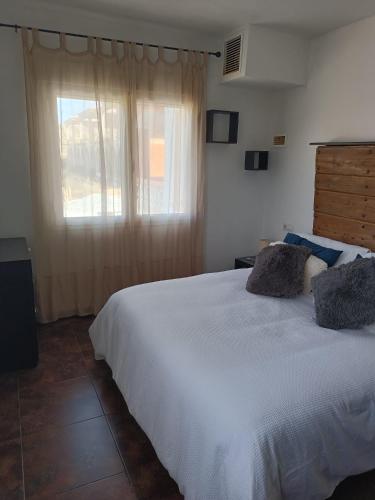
xmin=57 ymin=97 xmax=189 ymax=218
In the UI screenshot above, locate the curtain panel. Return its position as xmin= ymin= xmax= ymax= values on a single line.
xmin=22 ymin=29 xmax=207 ymax=323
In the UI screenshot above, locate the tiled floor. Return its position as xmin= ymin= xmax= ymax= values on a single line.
xmin=0 ymin=317 xmax=182 ymax=499
xmin=0 ymin=317 xmax=374 ymax=499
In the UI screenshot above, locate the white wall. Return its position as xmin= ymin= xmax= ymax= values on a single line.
xmin=263 ymin=15 xmax=375 ymax=241
xmin=205 ymin=68 xmax=281 ymax=271
xmin=245 ymin=26 xmax=308 ymax=87
xmin=0 ymin=0 xmax=281 ymax=272
xmin=0 ymin=27 xmax=32 ymax=243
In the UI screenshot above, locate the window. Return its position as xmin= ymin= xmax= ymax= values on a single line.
xmin=57 ymin=96 xmax=126 ymax=219
xmin=57 ymin=96 xmax=192 ymax=219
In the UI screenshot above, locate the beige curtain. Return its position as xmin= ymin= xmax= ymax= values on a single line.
xmin=22 ymin=29 xmax=207 ymax=323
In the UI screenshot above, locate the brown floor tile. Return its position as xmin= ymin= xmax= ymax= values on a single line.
xmin=92 ymin=376 xmax=127 ymax=415
xmin=37 ymin=328 xmax=81 ymax=355
xmin=77 ymin=336 xmax=94 ymax=354
xmin=65 ymin=316 xmax=94 ymax=335
xmin=19 ymin=349 xmax=86 ymax=390
xmin=83 ymin=355 xmax=112 ymax=381
xmin=0 ymin=373 xmax=20 ymax=442
xmin=129 ymin=460 xmax=183 ymax=500
xmin=108 ymin=413 xmax=155 ymax=467
xmin=159 ymin=495 xmax=184 ymax=500
xmin=0 ymin=438 xmax=24 ymax=500
xmin=108 ymin=413 xmax=182 ymax=500
xmin=23 ymin=416 xmax=124 ymax=498
xmin=38 ymin=316 xmax=93 ymax=339
xmin=20 ymin=376 xmax=103 ymax=435
xmin=56 ymin=473 xmax=136 ymax=499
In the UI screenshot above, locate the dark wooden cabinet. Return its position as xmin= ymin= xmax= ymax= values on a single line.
xmin=0 ymin=238 xmax=38 ymax=372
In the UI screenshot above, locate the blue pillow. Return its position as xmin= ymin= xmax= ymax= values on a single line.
xmin=283 ymin=232 xmax=342 ymax=267
xmin=284 ymin=232 xmax=303 ymax=245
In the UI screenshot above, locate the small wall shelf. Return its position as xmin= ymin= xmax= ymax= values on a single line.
xmin=206 ymin=110 xmax=239 ymax=144
xmin=245 ymin=151 xmax=268 ymax=170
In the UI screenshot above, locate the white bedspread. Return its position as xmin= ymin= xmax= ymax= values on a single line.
xmin=89 ymin=269 xmax=375 ymax=500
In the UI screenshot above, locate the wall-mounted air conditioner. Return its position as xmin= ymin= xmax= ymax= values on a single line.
xmin=222 ymin=25 xmax=308 ymax=88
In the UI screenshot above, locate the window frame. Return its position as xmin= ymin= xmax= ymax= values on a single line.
xmin=55 ymin=90 xmax=195 ymax=224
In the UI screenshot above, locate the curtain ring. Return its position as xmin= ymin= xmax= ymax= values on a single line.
xmin=59 ymin=33 xmax=66 ymax=50
xmin=31 ymin=28 xmax=40 ymax=46
xmin=157 ymin=46 xmax=165 ymax=62
xmin=111 ymin=39 xmax=118 ymax=59
xmin=87 ymin=36 xmax=95 ymax=54
xmin=129 ymin=41 xmax=137 ymax=59
xmin=142 ymin=44 xmax=150 ymax=61
xmin=123 ymin=41 xmax=130 ymax=59
xmin=187 ymin=50 xmax=194 ymax=64
xmin=96 ymin=38 xmax=103 ymax=55
xmin=21 ymin=27 xmax=30 ymax=49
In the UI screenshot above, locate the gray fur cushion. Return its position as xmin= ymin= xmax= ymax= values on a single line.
xmin=246 ymin=244 xmax=312 ymax=298
xmin=311 ymin=257 xmax=375 ymax=330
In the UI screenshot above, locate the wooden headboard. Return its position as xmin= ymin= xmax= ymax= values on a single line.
xmin=313 ymin=145 xmax=375 ymax=251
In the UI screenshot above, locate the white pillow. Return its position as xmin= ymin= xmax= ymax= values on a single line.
xmin=363 ymin=253 xmax=375 ymax=258
xmin=295 ymin=233 xmax=370 ymax=266
xmin=269 ymin=241 xmax=327 ymax=294
xmin=303 ymin=254 xmax=327 ymax=294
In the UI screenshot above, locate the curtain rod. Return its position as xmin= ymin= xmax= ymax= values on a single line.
xmin=0 ymin=22 xmax=221 ymax=58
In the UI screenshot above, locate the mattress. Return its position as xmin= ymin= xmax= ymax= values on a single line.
xmin=89 ymin=268 xmax=375 ymax=500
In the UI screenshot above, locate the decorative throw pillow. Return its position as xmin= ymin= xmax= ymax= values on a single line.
xmin=295 ymin=232 xmax=370 ymax=266
xmin=283 ymin=233 xmax=302 ymax=245
xmin=303 ymin=254 xmax=328 ymax=294
xmin=269 ymin=241 xmax=327 ymax=294
xmin=311 ymin=257 xmax=375 ymax=330
xmin=284 ymin=232 xmax=342 ymax=267
xmin=246 ymin=244 xmax=312 ymax=298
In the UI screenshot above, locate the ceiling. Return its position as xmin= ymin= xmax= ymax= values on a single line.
xmin=38 ymin=0 xmax=375 ymax=38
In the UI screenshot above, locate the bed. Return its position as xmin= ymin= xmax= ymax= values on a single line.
xmin=90 ymin=268 xmax=375 ymax=499
xmin=89 ymin=145 xmax=375 ymax=499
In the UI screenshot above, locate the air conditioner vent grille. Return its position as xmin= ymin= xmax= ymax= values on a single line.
xmin=223 ymin=35 xmax=242 ymax=75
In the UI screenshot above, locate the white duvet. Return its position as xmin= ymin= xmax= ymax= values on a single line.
xmin=89 ymin=269 xmax=375 ymax=500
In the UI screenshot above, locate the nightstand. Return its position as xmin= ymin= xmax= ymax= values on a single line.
xmin=234 ymin=256 xmax=257 ymax=269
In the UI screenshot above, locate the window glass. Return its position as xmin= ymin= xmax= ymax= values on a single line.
xmin=137 ymin=101 xmax=192 ymax=216
xmin=57 ymin=97 xmax=125 ymax=218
